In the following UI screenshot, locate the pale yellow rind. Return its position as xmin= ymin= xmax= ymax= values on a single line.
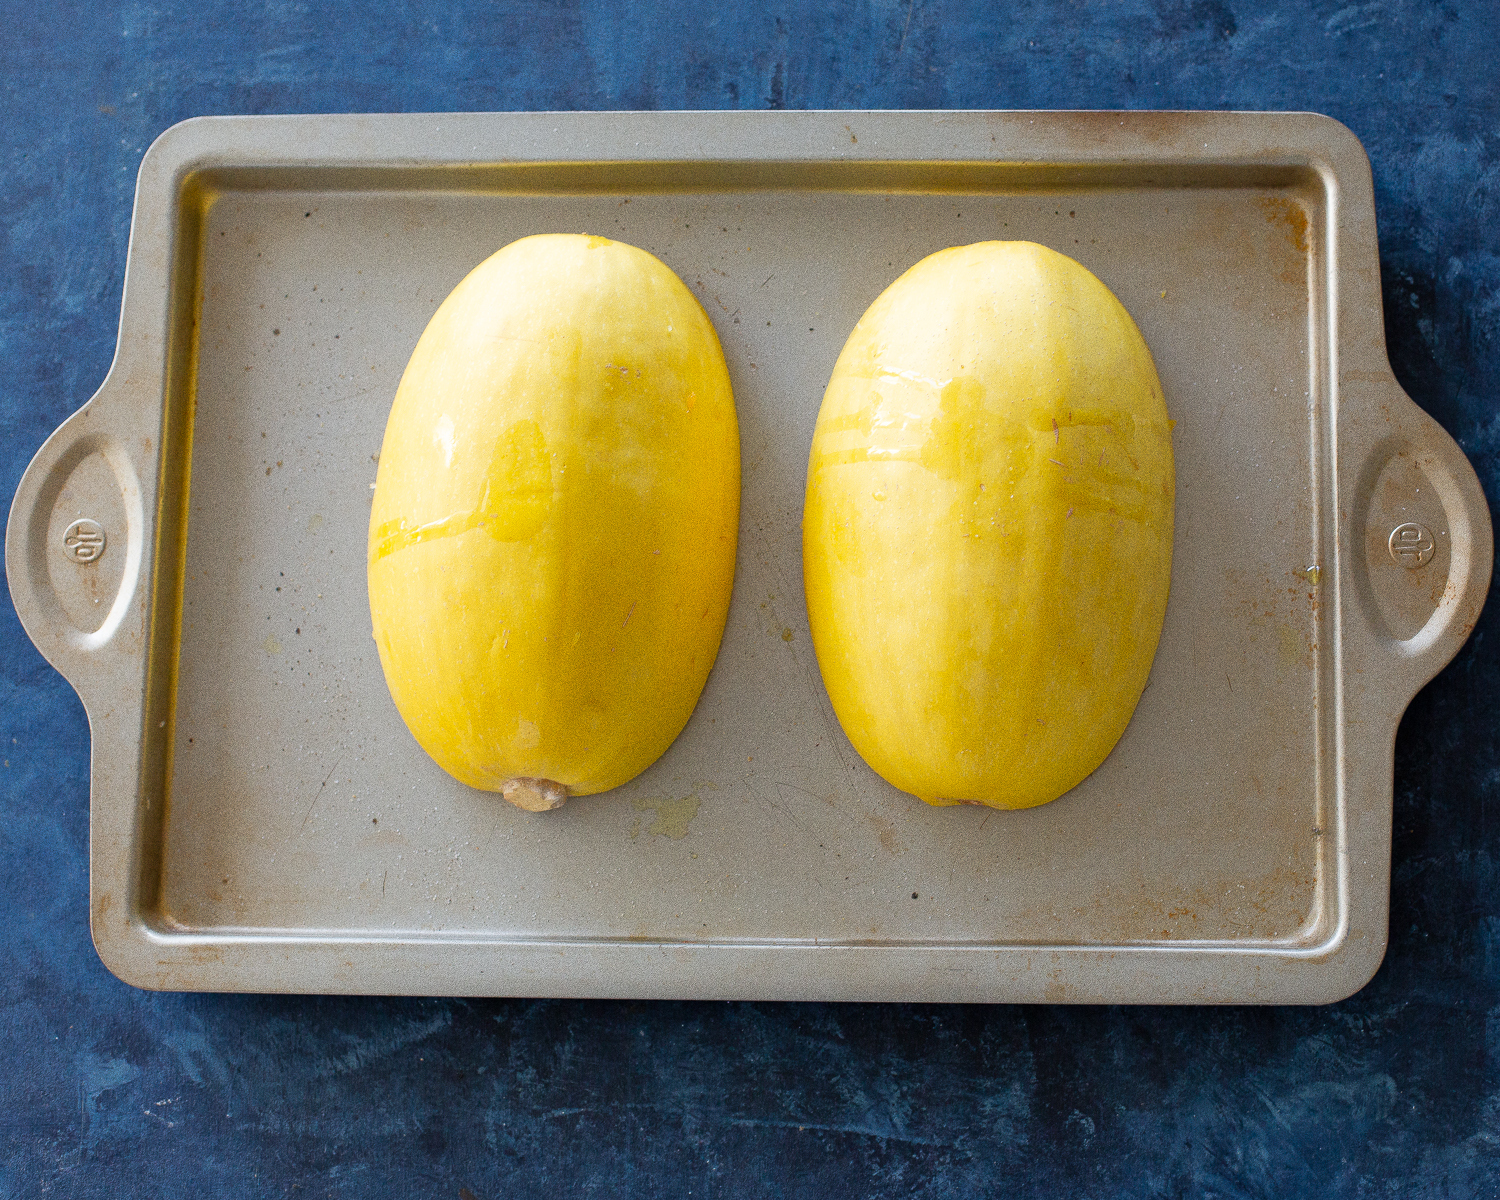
xmin=368 ymin=234 xmax=740 ymax=797
xmin=803 ymin=241 xmax=1174 ymax=810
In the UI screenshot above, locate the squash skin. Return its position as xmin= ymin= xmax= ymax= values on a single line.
xmin=368 ymin=234 xmax=739 ymax=800
xmin=802 ymin=241 xmax=1174 ymax=810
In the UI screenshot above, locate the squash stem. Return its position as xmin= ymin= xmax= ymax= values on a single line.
xmin=501 ymin=777 xmax=570 ymax=812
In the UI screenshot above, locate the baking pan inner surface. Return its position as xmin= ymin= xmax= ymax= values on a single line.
xmin=163 ymin=176 xmax=1328 ymax=946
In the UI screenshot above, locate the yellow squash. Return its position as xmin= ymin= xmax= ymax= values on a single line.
xmin=369 ymin=234 xmax=739 ymax=811
xmin=803 ymin=241 xmax=1174 ymax=810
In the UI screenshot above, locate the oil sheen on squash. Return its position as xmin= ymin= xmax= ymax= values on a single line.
xmin=803 ymin=241 xmax=1174 ymax=810
xmin=368 ymin=234 xmax=739 ymax=810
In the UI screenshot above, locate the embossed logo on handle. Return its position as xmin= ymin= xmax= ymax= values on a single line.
xmin=1388 ymin=522 xmax=1435 ymax=569
xmin=62 ymin=518 xmax=107 ymax=564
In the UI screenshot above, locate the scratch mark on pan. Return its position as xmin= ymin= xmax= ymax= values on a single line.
xmin=765 ymin=781 xmax=816 ymax=833
xmin=760 ymin=526 xmax=860 ymax=802
xmin=301 ymin=752 xmax=345 ymax=833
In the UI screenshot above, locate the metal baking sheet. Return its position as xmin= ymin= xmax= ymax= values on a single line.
xmin=7 ymin=111 xmax=1490 ymax=1002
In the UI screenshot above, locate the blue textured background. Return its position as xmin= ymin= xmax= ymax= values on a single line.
xmin=3 ymin=2 xmax=1498 ymax=1196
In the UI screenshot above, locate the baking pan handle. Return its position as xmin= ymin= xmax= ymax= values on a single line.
xmin=5 ymin=373 xmax=150 ymax=699
xmin=1345 ymin=373 xmax=1493 ymax=703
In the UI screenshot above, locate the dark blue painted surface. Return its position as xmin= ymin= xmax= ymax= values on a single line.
xmin=3 ymin=2 xmax=1498 ymax=1196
